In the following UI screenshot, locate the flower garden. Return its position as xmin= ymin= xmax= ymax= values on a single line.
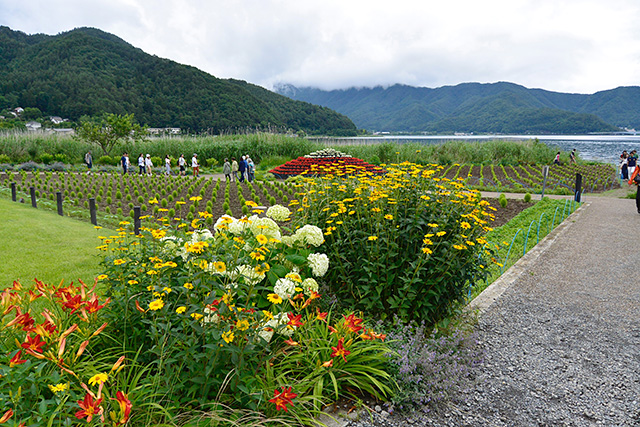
xmin=0 ymin=153 xmax=583 ymax=426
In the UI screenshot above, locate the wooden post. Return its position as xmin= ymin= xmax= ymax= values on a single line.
xmin=89 ymin=198 xmax=97 ymax=225
xmin=29 ymin=186 xmax=37 ymax=208
xmin=541 ymin=166 xmax=549 ymax=199
xmin=134 ymin=206 xmax=141 ymax=235
xmin=56 ymin=192 xmax=63 ymax=216
xmin=10 ymin=182 xmax=16 ymax=201
xmin=574 ymin=173 xmax=582 ymax=202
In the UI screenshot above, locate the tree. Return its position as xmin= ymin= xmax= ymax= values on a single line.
xmin=75 ymin=113 xmax=147 ymax=156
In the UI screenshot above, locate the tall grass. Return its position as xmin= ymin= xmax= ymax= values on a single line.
xmin=0 ymin=131 xmax=565 ymax=166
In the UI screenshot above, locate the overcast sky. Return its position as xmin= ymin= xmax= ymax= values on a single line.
xmin=2 ymin=0 xmax=640 ymax=94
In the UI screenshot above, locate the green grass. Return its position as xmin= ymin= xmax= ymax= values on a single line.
xmin=0 ymin=197 xmax=114 ymax=287
xmin=468 ymin=197 xmax=579 ymax=300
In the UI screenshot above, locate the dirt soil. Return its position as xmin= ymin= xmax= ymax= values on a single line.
xmin=485 ymin=198 xmax=533 ymax=228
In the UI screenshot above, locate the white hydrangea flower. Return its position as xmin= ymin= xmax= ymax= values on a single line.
xmin=274 ymin=277 xmax=296 ymax=299
xmin=249 ymin=215 xmax=281 ymax=241
xmin=203 ymin=306 xmax=221 ymax=325
xmin=307 ymin=253 xmax=329 ymax=277
xmin=294 ymin=225 xmax=324 ymax=247
xmin=227 ymin=264 xmax=265 ymax=285
xmin=228 ymin=218 xmax=248 ymax=235
xmin=190 ymin=229 xmax=213 ymax=243
xmin=301 ymin=277 xmax=319 ymax=296
xmin=257 ymin=327 xmax=274 ymax=343
xmin=214 ymin=214 xmax=235 ymax=230
xmin=160 ymin=236 xmax=183 ymax=256
xmin=266 ymin=205 xmax=291 ymax=221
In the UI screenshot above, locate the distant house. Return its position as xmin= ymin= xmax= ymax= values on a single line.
xmin=50 ymin=116 xmax=64 ymax=124
xmin=148 ymin=127 xmax=181 ymax=135
xmin=25 ymin=121 xmax=42 ymax=131
xmin=14 ymin=107 xmax=24 ymax=115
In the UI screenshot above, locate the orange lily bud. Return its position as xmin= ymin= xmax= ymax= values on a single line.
xmin=135 ymin=300 xmax=147 ymax=313
xmin=76 ymin=340 xmax=90 ymax=359
xmin=58 ymin=338 xmax=66 ymax=358
xmin=321 ymin=359 xmax=333 ymax=368
xmin=59 ymin=324 xmax=78 ymax=340
xmin=111 ymin=355 xmax=125 ymax=372
xmin=92 ymin=322 xmax=108 ymax=337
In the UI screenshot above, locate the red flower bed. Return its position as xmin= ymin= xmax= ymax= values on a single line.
xmin=269 ymin=156 xmax=386 ymax=178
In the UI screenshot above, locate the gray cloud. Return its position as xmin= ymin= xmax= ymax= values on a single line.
xmin=2 ymin=0 xmax=640 ymax=94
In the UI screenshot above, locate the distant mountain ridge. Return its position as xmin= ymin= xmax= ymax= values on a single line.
xmin=274 ymin=82 xmax=640 ymax=134
xmin=0 ymin=26 xmax=357 ymax=135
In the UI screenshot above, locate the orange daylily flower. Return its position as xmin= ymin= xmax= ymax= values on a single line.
xmin=269 ymin=386 xmax=297 ymax=412
xmin=343 ymin=314 xmax=364 ymax=334
xmin=0 ymin=408 xmax=13 ymax=424
xmin=75 ymin=392 xmax=103 ymax=422
xmin=112 ymin=391 xmax=132 ymax=424
xmin=331 ymin=337 xmax=351 ymax=362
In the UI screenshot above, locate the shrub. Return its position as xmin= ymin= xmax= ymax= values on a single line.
xmin=206 ymin=158 xmax=218 ymax=167
xmin=39 ymin=153 xmax=54 ymax=165
xmin=295 ymin=162 xmax=495 ymax=325
xmin=524 ymin=192 xmax=532 ymax=203
xmin=98 ymin=209 xmax=392 ymax=418
xmin=0 ymin=154 xmax=11 ymax=164
xmin=499 ymin=193 xmax=508 ymax=208
xmin=97 ymin=155 xmax=115 ymax=165
xmin=16 ymin=161 xmax=39 ymax=171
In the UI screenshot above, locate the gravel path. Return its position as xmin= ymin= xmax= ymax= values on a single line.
xmin=347 ymin=195 xmax=640 ymax=427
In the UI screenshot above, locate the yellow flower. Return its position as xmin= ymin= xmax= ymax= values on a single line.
xmin=183 ymin=282 xmax=194 ymax=290
xmin=176 ymin=306 xmax=187 ymax=314
xmin=267 ymin=293 xmax=283 ymax=304
xmin=461 ymin=221 xmax=471 ymax=229
xmin=436 ymin=231 xmax=447 ymax=237
xmin=236 ymin=319 xmax=250 ymax=331
xmin=222 ymin=293 xmax=233 ymax=305
xmin=88 ymin=372 xmax=109 ymax=386
xmin=146 ymin=270 xmax=158 ymax=275
xmin=198 ymin=259 xmax=209 ymax=270
xmin=384 ymin=214 xmax=393 ymax=220
xmin=48 ymin=383 xmax=68 ymax=393
xmin=113 ymin=259 xmax=126 ymax=265
xmin=254 ymin=263 xmax=270 ymax=274
xmin=189 ymin=196 xmax=203 ymax=202
xmin=249 ymin=251 xmax=266 ymax=261
xmin=222 ymin=330 xmax=234 ymax=344
xmin=149 ymin=299 xmax=164 ymax=311
xmin=262 ymin=310 xmax=273 ymax=320
xmin=148 ymin=197 xmax=159 ymax=204
xmin=245 ymin=200 xmax=258 ymax=207
xmin=285 ymin=272 xmax=302 ymax=282
xmin=255 ymin=234 xmax=268 ymax=245
xmin=162 ymin=287 xmax=172 ymax=294
xmin=191 ymin=313 xmax=203 ymax=320
xmin=97 ymin=274 xmax=108 ymax=281
xmin=191 ymin=219 xmax=200 ymax=229
xmin=214 ymin=261 xmax=226 ymax=273
xmin=151 ymin=229 xmax=166 ymax=239
xmin=428 ymin=223 xmax=439 ymax=228
xmin=94 ymin=226 xmax=103 ymax=229
xmin=128 ymin=280 xmax=138 ymax=285
xmin=422 ymin=247 xmax=433 ymax=255
xmin=368 ymin=236 xmax=378 ymax=241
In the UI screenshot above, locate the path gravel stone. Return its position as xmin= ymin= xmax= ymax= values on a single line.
xmin=346 ymin=195 xmax=640 ymax=426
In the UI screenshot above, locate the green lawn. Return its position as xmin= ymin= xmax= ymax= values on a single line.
xmin=0 ymin=197 xmax=115 ymax=287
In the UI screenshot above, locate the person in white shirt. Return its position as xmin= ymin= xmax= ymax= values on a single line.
xmin=138 ymin=153 xmax=145 ymax=175
xmin=191 ymin=154 xmax=199 ymax=177
xmin=164 ymin=155 xmax=171 ymax=175
xmin=145 ymin=154 xmax=153 ymax=176
xmin=178 ymin=154 xmax=186 ymax=176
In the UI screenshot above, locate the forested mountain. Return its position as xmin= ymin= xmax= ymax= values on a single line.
xmin=0 ymin=26 xmax=357 ymax=135
xmin=274 ymin=82 xmax=634 ymax=134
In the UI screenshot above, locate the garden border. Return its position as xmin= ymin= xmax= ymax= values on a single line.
xmin=466 ymin=200 xmax=588 ymax=315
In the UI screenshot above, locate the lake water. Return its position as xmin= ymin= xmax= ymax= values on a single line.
xmin=326 ymin=135 xmax=640 ymax=165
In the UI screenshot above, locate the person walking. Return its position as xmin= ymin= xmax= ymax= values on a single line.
xmin=191 ymin=153 xmax=199 ymax=177
xmin=164 ymin=155 xmax=172 ymax=176
xmin=247 ymin=156 xmax=255 ymax=182
xmin=121 ymin=152 xmax=128 ymax=175
xmin=629 ymin=166 xmax=640 ymax=214
xmin=84 ymin=151 xmax=93 ymax=174
xmin=145 ymin=154 xmax=153 ymax=176
xmin=238 ymin=155 xmax=246 ymax=183
xmin=138 ymin=153 xmax=145 ymax=175
xmin=620 ymin=150 xmax=629 ymax=180
xmin=178 ymin=154 xmax=186 ymax=176
xmin=231 ymin=157 xmax=239 ymax=182
xmin=628 ymin=150 xmax=637 ymax=178
xmin=223 ymin=158 xmax=231 ymax=181
xmin=569 ymin=149 xmax=576 ymax=164
xmin=553 ymin=152 xmax=561 ymax=165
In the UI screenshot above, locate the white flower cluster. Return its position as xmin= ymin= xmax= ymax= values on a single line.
xmin=274 ymin=277 xmax=297 ymax=299
xmin=289 ymin=224 xmax=324 ymax=247
xmin=266 ymin=204 xmax=291 ymax=222
xmin=214 ymin=215 xmax=248 ymax=235
xmin=301 ymin=277 xmax=319 ymax=296
xmin=191 ymin=229 xmax=213 ymax=242
xmin=203 ymin=306 xmax=221 ymax=325
xmin=248 ymin=215 xmax=282 ymax=240
xmin=227 ymin=264 xmax=265 ymax=285
xmin=304 ymin=148 xmax=352 ymax=158
xmin=307 ymin=253 xmax=329 ymax=277
xmin=259 ymin=312 xmax=295 ymax=342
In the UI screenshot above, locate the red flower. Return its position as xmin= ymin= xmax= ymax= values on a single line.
xmin=315 ymin=308 xmax=328 ymax=322
xmin=84 ymin=296 xmax=111 ymax=314
xmin=75 ymin=392 xmax=103 ymax=422
xmin=343 ymin=314 xmax=364 ymax=333
xmin=9 ymin=350 xmax=26 ymax=368
xmin=268 ymin=386 xmax=297 ymax=412
xmin=62 ymin=294 xmax=86 ymax=314
xmin=286 ymin=313 xmax=303 ymax=328
xmin=112 ymin=391 xmax=132 ymax=424
xmin=331 ymin=338 xmax=351 ymax=362
xmin=0 ymin=408 xmax=13 ymax=424
xmin=21 ymin=333 xmax=46 ymax=355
